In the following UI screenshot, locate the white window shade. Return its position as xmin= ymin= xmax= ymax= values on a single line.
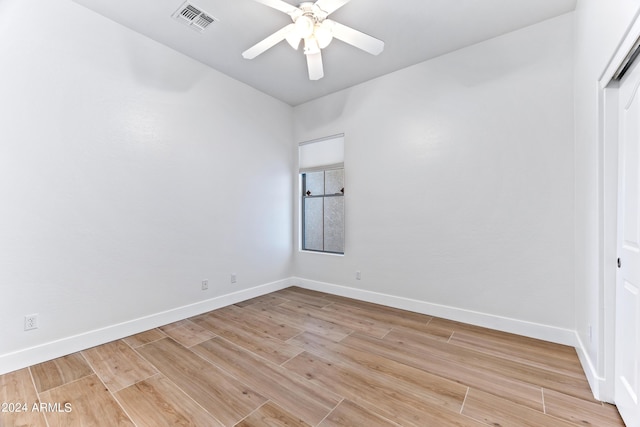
xmin=299 ymin=134 xmax=344 ymax=172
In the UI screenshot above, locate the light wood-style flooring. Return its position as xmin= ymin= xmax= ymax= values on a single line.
xmin=0 ymin=287 xmax=625 ymax=426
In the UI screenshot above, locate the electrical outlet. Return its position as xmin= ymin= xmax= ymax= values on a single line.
xmin=201 ymin=280 xmax=209 ymax=290
xmin=231 ymin=273 xmax=237 ymax=284
xmin=356 ymin=271 xmax=361 ymax=280
xmin=24 ymin=314 xmax=38 ymax=331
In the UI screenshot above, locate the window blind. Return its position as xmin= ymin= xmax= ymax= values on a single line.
xmin=298 ymin=134 xmax=344 ymax=172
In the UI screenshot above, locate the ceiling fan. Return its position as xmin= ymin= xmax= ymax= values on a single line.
xmin=242 ymin=0 xmax=384 ymax=80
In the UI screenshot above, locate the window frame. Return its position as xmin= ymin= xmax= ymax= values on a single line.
xmin=300 ymin=167 xmax=345 ymax=255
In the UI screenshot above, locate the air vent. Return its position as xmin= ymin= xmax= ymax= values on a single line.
xmin=172 ymin=2 xmax=217 ymax=32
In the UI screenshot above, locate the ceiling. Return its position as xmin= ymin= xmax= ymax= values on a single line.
xmin=73 ymin=0 xmax=577 ymax=106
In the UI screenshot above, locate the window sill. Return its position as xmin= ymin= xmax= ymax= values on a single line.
xmin=299 ymin=250 xmax=344 ymax=257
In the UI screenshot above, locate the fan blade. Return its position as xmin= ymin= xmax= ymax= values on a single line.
xmin=254 ymin=0 xmax=301 ymax=16
xmin=327 ymin=19 xmax=384 ymax=55
xmin=306 ymin=52 xmax=324 ymax=80
xmin=315 ymin=0 xmax=350 ymax=15
xmin=242 ymin=24 xmax=296 ymax=59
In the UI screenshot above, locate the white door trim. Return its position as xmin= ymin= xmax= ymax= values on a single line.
xmin=600 ymin=9 xmax=640 ymax=88
xmin=588 ymin=9 xmax=640 ymax=404
xmin=597 ymin=8 xmax=640 ymax=406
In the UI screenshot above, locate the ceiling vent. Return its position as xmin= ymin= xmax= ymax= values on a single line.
xmin=172 ymin=2 xmax=217 ymax=33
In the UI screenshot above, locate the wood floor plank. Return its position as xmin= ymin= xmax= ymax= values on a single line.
xmin=82 ymin=340 xmax=157 ymax=392
xmin=115 ymin=374 xmax=225 ymax=427
xmin=248 ymin=302 xmax=353 ymax=342
xmin=319 ymin=399 xmax=401 ymax=427
xmin=235 ymin=401 xmax=311 ymax=427
xmin=422 ymin=316 xmax=502 ymax=339
xmin=342 ymin=331 xmax=545 ymax=411
xmin=317 ymin=292 xmax=434 ymax=324
xmin=321 ymin=301 xmax=432 ymax=332
xmin=38 ymin=374 xmax=134 ymax=427
xmin=283 ymin=351 xmax=485 ymax=427
xmin=280 ymin=300 xmax=392 ymax=338
xmin=289 ymin=331 xmax=468 ymax=411
xmin=203 ymin=304 xmax=303 ymax=342
xmin=543 ymin=388 xmax=625 ymax=426
xmin=385 ymin=326 xmax=595 ymax=402
xmin=428 ymin=316 xmax=582 ymax=371
xmin=158 ymin=319 xmax=217 ymax=347
xmin=449 ymin=329 xmax=585 ymax=378
xmin=462 ymin=388 xmax=577 ymax=427
xmin=191 ymin=311 xmax=303 ymax=365
xmin=284 ymin=287 xmax=434 ymax=329
xmin=30 ymin=353 xmax=94 ymax=393
xmin=234 ymin=294 xmax=289 ymax=308
xmin=136 ymin=337 xmax=267 ymax=426
xmin=272 ymin=288 xmax=335 ymax=308
xmin=122 ymin=328 xmax=166 ymax=348
xmin=0 ymin=368 xmax=47 ymax=427
xmin=192 ymin=337 xmax=341 ymax=426
xmin=283 ymin=286 xmax=332 ymax=299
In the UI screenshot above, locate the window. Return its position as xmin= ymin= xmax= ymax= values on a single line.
xmin=299 ymin=134 xmax=344 ymax=254
xmin=302 ymin=169 xmax=344 ymax=253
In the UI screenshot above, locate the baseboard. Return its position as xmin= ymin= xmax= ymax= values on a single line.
xmin=575 ymin=332 xmax=613 ymax=403
xmin=293 ymin=277 xmax=577 ymax=347
xmin=0 ymin=278 xmax=292 ymax=376
xmin=2 ymin=276 xmax=581 ymax=378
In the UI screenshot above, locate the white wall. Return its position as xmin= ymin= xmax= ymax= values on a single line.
xmin=0 ymin=0 xmax=293 ymax=373
xmin=293 ymin=14 xmax=576 ymax=340
xmin=573 ymin=0 xmax=640 ymax=401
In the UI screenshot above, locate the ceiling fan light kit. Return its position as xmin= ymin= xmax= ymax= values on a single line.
xmin=242 ymin=0 xmax=384 ymax=81
xmin=314 ymin=21 xmax=334 ymax=48
xmin=294 ymin=11 xmax=315 ymax=39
